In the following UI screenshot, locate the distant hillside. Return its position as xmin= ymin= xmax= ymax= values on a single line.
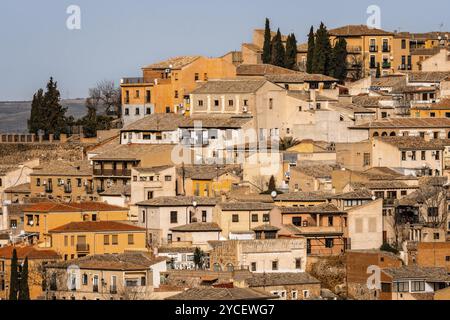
xmin=0 ymin=99 xmax=86 ymax=133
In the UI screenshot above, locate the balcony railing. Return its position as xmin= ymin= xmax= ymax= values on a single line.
xmin=370 ymin=62 xmax=377 ymax=69
xmin=93 ymin=169 xmax=132 ymax=177
xmin=369 ymin=45 xmax=378 ymax=52
xmin=64 ymin=185 xmax=72 ymax=193
xmin=110 ymin=286 xmax=117 ymax=294
xmin=121 ymin=77 xmax=150 ymax=85
xmin=76 ymin=244 xmax=90 ymax=252
xmin=382 ymin=45 xmax=391 ymax=52
xmin=45 ymin=187 xmax=53 ymax=193
xmin=382 ymin=62 xmax=391 ymax=69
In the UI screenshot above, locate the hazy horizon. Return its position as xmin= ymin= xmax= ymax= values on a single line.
xmin=1 ymin=0 xmax=450 ymax=101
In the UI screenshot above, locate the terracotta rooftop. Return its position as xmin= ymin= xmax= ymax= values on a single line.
xmin=371 ymin=75 xmax=407 ymax=88
xmin=191 ymin=79 xmax=267 ymax=94
xmin=375 ymin=136 xmax=446 ymax=150
xmin=265 ymin=72 xmax=337 ymax=83
xmin=406 ymin=71 xmax=450 ymax=82
xmin=122 ymin=113 xmax=186 ymax=132
xmin=351 ymin=118 xmax=450 ymax=129
xmin=134 ymin=165 xmax=174 ymax=174
xmin=179 ymin=116 xmax=252 ymax=129
xmin=23 ymin=201 xmax=128 ymax=213
xmin=382 ymin=266 xmax=450 ymax=282
xmin=350 ymin=181 xmax=414 ymax=190
xmin=170 ymin=222 xmax=222 ymax=232
xmin=48 ymin=252 xmax=165 ymax=271
xmin=137 ymin=196 xmax=217 ymax=207
xmin=31 ymin=160 xmax=92 ymax=177
xmin=0 ymin=246 xmax=60 ymax=260
xmin=100 ymin=184 xmax=131 ymax=197
xmin=279 ymin=203 xmax=343 ymax=214
xmin=411 ymin=47 xmax=442 ymax=56
xmin=287 ymin=90 xmax=337 ymax=102
xmin=329 ymin=24 xmax=393 ymax=36
xmin=4 ymin=183 xmax=31 ymax=194
xmin=165 ymin=287 xmax=276 ymax=300
xmin=142 ymin=56 xmax=201 ymax=70
xmin=49 ymin=221 xmax=144 ymax=233
xmin=252 ymin=224 xmax=280 ymax=232
xmin=236 ymin=64 xmax=298 ymax=76
xmin=219 ymin=201 xmax=275 ymax=211
xmin=91 ymin=143 xmax=175 ymax=161
xmin=291 ymin=164 xmax=339 ymax=179
xmin=177 ymin=164 xmax=241 ymax=180
xmin=353 ymin=95 xmax=390 ymax=108
xmin=333 ymin=189 xmax=374 ymax=200
xmin=274 ymin=191 xmax=334 ymax=202
xmin=246 ymin=272 xmax=320 ymax=287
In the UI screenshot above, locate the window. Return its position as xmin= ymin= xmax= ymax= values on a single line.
xmin=263 ymin=214 xmax=270 ymax=222
xmin=232 ymin=214 xmax=239 ymax=223
xmin=411 ymin=151 xmax=416 ymax=161
xmin=431 ymin=113 xmax=436 ymax=118
xmin=36 ymin=178 xmax=41 ymax=186
xmin=202 ymin=211 xmax=207 ymax=223
xmin=295 ymin=258 xmax=302 ymax=269
xmin=381 ymin=283 xmax=391 ymax=293
xmin=228 ymin=100 xmax=234 ymax=107
xmin=421 ymin=151 xmax=426 ymax=160
xmin=411 ymin=281 xmax=425 ymax=292
xmin=135 ymin=108 xmax=140 ymax=115
xmin=435 ymin=151 xmax=440 ymax=160
xmin=82 ymin=274 xmax=88 ymax=286
xmin=325 ymin=239 xmax=334 ymax=248
xmin=64 ymin=236 xmax=68 ymax=246
xmin=243 ymin=100 xmax=248 ymax=106
xmin=104 ymin=235 xmax=109 ymax=245
xmin=292 ymin=290 xmax=298 ymax=300
xmin=328 ymin=216 xmax=333 ymax=226
xmin=165 ymin=106 xmax=171 ymax=113
xmin=135 ymin=90 xmax=140 ymax=98
xmin=292 ymin=217 xmax=302 ymax=226
xmin=401 ymin=39 xmax=406 ymax=49
xmin=401 ymin=191 xmax=407 ymax=196
xmin=146 ymin=90 xmax=151 ymax=103
xmin=428 ymin=207 xmax=439 ymax=217
xmin=198 ymin=100 xmax=204 ymax=107
xmin=252 ymin=214 xmax=258 ymax=222
xmin=299 ymin=290 xmax=309 ymax=300
xmin=195 ymin=73 xmax=199 ymax=81
xmin=419 ymin=132 xmax=425 ymax=138
xmin=269 ymin=98 xmax=273 ymax=110
xmin=251 ymin=262 xmax=257 ymax=272
xmin=363 ymin=153 xmax=371 ymax=166
xmin=402 ymin=151 xmax=406 ymax=161
xmin=214 ymin=100 xmax=219 ymax=107
xmin=111 ymin=235 xmax=118 ymax=245
xmin=128 ymin=234 xmax=134 ymax=245
xmin=125 ymin=108 xmax=129 ymax=115
xmin=434 ymin=233 xmax=440 ymax=240
xmin=170 ymin=211 xmax=178 ymax=224
xmin=272 ymin=261 xmax=278 ymax=271
xmin=147 ymin=191 xmax=154 ymax=200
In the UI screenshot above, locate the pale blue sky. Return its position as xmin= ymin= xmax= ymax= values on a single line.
xmin=0 ymin=0 xmax=449 ymax=100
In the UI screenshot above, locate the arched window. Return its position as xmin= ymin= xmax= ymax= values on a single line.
xmin=213 ymin=263 xmax=222 ymax=272
xmin=390 ymin=132 xmax=396 ymax=136
xmin=226 ymin=264 xmax=234 ymax=272
xmin=373 ymin=132 xmax=379 ymax=137
xmin=381 ymin=132 xmax=388 ymax=137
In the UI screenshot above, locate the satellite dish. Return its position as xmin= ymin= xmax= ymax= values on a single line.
xmin=271 ymin=191 xmax=278 ymax=198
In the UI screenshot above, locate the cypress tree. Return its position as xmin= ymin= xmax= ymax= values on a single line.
xmin=262 ymin=18 xmax=272 ymax=64
xmin=18 ymin=256 xmax=30 ymax=300
xmin=376 ymin=62 xmax=381 ymax=78
xmin=268 ymin=175 xmax=276 ymax=193
xmin=331 ymin=38 xmax=348 ymax=82
xmin=9 ymin=249 xmax=19 ymax=300
xmin=312 ymin=22 xmax=332 ymax=75
xmin=28 ymin=89 xmax=45 ymax=135
xmin=43 ymin=77 xmax=68 ymax=139
xmin=285 ymin=33 xmax=298 ymax=70
xmin=306 ymin=26 xmax=315 ymax=73
xmin=271 ymin=29 xmax=286 ymax=68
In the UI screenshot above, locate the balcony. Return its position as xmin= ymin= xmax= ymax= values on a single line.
xmin=64 ymin=185 xmax=72 ymax=194
xmin=382 ymin=45 xmax=391 ymax=52
xmin=45 ymin=187 xmax=53 ymax=193
xmin=347 ymin=46 xmax=362 ymax=53
xmin=382 ymin=62 xmax=391 ymax=69
xmin=383 ymin=198 xmax=396 ymax=207
xmin=369 ymin=45 xmax=378 ymax=52
xmin=121 ymin=77 xmax=150 ymax=85
xmin=93 ymin=169 xmax=132 ymax=177
xmin=93 ymin=285 xmax=99 ymax=293
xmin=110 ymin=286 xmax=117 ymax=294
xmin=76 ymin=244 xmax=90 ymax=252
xmin=370 ymin=62 xmax=377 ymax=69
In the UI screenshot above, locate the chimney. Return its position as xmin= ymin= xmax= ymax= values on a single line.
xmin=338 ymin=94 xmax=353 ymax=104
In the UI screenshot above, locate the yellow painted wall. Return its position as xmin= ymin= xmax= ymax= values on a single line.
xmin=24 ymin=210 xmax=129 ymax=243
xmin=50 ymin=231 xmax=146 ymax=260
